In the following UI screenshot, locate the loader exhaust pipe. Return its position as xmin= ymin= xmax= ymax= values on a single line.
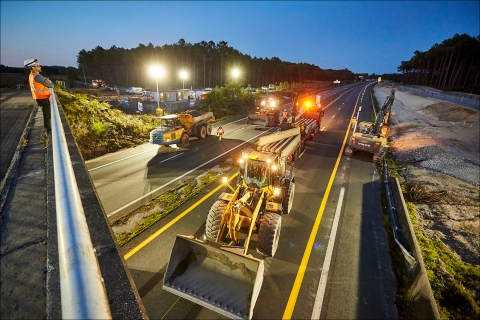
xmin=163 ymin=235 xmax=264 ymax=320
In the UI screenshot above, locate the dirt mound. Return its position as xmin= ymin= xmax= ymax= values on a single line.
xmin=422 ymin=102 xmax=478 ymax=122
xmin=375 ymin=82 xmax=480 ymax=318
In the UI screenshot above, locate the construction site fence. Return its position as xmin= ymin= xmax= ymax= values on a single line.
xmin=395 ymin=84 xmax=479 ymax=110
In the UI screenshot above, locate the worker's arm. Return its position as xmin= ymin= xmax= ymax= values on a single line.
xmin=34 ymin=74 xmax=54 ymax=88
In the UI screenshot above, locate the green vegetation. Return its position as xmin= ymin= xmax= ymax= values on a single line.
xmin=397 ymin=34 xmax=480 ymax=94
xmin=76 ymin=40 xmax=356 ymax=89
xmin=55 ymin=89 xmax=161 ymax=160
xmin=113 ymin=170 xmax=221 ymax=246
xmin=414 ymin=224 xmax=480 ymax=319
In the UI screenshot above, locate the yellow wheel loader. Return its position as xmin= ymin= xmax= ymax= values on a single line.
xmin=163 ymin=128 xmax=304 ymax=319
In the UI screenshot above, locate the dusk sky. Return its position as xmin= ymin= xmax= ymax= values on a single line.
xmin=1 ymin=1 xmax=478 ymax=74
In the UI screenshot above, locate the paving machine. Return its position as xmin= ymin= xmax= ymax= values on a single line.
xmin=163 ymin=128 xmax=306 ymax=319
xmin=344 ymin=90 xmax=395 ymax=162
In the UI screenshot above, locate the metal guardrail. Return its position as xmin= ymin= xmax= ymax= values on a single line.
xmin=396 ymin=85 xmax=480 ymax=110
xmin=49 ymin=88 xmax=112 ymax=319
xmin=383 ymin=158 xmax=416 ymax=266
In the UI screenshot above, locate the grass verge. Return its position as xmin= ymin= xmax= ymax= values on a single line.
xmin=382 ymin=153 xmax=480 ymax=320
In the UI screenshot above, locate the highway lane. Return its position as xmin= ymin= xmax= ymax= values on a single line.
xmin=85 ymin=86 xmax=354 ymax=218
xmin=86 ymin=115 xmax=276 ymax=216
xmin=117 ymin=83 xmax=398 ymax=319
xmin=288 ymin=83 xmax=398 ymax=319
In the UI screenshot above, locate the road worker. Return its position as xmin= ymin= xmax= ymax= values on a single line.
xmin=282 ymin=109 xmax=288 ymax=122
xmin=25 ymin=59 xmax=54 ymax=134
xmin=217 ymin=126 xmax=224 ymax=141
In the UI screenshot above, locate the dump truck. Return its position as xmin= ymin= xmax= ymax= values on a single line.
xmin=344 ymin=90 xmax=395 ymax=162
xmin=162 ymin=126 xmax=319 ymax=319
xmin=149 ymin=110 xmax=214 ymax=148
xmin=246 ymin=96 xmax=281 ymax=126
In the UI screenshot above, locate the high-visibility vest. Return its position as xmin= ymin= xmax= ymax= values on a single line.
xmin=29 ymin=72 xmax=50 ymax=100
xmin=282 ymin=111 xmax=288 ymax=119
xmin=217 ymin=127 xmax=224 ymax=135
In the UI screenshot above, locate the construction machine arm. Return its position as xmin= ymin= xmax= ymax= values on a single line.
xmin=373 ymin=90 xmax=395 ymax=135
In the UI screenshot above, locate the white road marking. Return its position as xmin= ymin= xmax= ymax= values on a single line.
xmin=106 ymin=129 xmax=273 ymax=218
xmin=311 ymin=187 xmax=345 ymax=320
xmin=88 ymin=117 xmax=248 ymax=172
xmin=88 ymin=147 xmax=157 ymax=171
xmin=158 ymin=153 xmax=184 ymax=164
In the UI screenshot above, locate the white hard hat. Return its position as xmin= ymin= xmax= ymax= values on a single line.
xmin=24 ymin=59 xmax=39 ymax=69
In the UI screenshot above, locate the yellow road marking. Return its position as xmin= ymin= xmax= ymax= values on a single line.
xmin=124 ymin=172 xmax=238 ymax=260
xmin=282 ymin=85 xmax=368 ymax=319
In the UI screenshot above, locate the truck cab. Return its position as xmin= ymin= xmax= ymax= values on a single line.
xmin=149 ymin=114 xmax=185 ymax=146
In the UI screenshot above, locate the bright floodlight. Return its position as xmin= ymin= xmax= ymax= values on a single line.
xmin=150 ymin=66 xmax=165 ymax=78
xmin=179 ymin=70 xmax=188 ymax=79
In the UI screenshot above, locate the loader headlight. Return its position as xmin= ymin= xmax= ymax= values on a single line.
xmin=239 ymin=158 xmax=244 ymax=164
xmin=222 ymin=177 xmax=228 ymax=184
xmin=274 ymin=188 xmax=281 ymax=196
xmin=271 ymin=164 xmax=277 ymax=171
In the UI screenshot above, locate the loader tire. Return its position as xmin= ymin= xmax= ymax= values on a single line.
xmin=205 ymin=200 xmax=228 ymax=241
xmin=257 ymin=212 xmax=282 ymax=257
xmin=283 ymin=180 xmax=295 ymax=214
xmin=181 ymin=133 xmax=189 ymax=148
xmin=197 ymin=125 xmax=207 ymax=139
xmin=206 ymin=124 xmax=212 ymax=136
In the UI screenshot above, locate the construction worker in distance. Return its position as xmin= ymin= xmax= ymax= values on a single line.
xmin=282 ymin=109 xmax=288 ymax=123
xmin=24 ymin=59 xmax=54 ymax=134
xmin=217 ymin=126 xmax=224 ymax=141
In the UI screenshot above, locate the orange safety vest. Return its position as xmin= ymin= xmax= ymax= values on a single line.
xmin=29 ymin=72 xmax=50 ymax=100
xmin=282 ymin=111 xmax=288 ymax=119
xmin=217 ymin=127 xmax=224 ymax=135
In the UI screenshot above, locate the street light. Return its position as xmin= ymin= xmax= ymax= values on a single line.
xmin=232 ymin=69 xmax=240 ymax=83
xmin=179 ymin=70 xmax=187 ymax=90
xmin=150 ymin=65 xmax=165 ymax=114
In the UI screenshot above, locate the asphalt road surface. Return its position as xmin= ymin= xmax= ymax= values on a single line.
xmin=0 ymin=91 xmax=35 ymax=183
xmin=87 ymin=82 xmax=398 ymax=319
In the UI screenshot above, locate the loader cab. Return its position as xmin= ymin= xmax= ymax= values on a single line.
xmin=240 ymin=152 xmax=279 ymax=189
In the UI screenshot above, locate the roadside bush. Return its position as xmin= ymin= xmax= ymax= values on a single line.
xmin=55 ymin=89 xmax=161 ymax=159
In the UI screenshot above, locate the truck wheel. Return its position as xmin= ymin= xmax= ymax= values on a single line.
xmin=181 ymin=133 xmax=189 ymax=147
xmin=197 ymin=125 xmax=207 ymax=139
xmin=257 ymin=212 xmax=282 ymax=257
xmin=283 ymin=181 xmax=295 ymax=214
xmin=206 ymin=124 xmax=212 ymax=136
xmin=205 ymin=200 xmax=228 ymax=240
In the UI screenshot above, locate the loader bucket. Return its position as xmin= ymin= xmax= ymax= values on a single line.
xmin=246 ymin=113 xmax=267 ymax=126
xmin=163 ymin=235 xmax=264 ymax=320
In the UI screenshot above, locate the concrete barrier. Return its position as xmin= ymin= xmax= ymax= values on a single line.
xmin=389 ymin=177 xmax=440 ymax=319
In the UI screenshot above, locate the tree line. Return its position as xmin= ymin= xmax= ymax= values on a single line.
xmin=397 ymin=33 xmax=480 ymax=93
xmin=76 ymin=39 xmax=356 ymax=89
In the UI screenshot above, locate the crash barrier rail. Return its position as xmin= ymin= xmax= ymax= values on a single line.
xmin=396 ymin=84 xmax=479 ymax=110
xmin=49 ymin=88 xmax=112 ymax=319
xmin=383 ymin=159 xmax=440 ymax=319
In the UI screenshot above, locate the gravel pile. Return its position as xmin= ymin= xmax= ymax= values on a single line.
xmin=393 ymin=146 xmax=480 ymax=187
